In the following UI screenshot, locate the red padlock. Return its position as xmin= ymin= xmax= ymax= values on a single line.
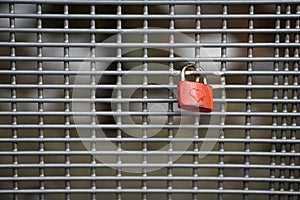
xmin=177 ymin=64 xmax=213 ymax=112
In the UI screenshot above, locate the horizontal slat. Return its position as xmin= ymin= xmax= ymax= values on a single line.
xmin=0 ymin=84 xmax=299 ymax=90
xmin=0 ymin=138 xmax=298 ymax=144
xmin=1 ymin=13 xmax=300 ymax=20
xmin=0 ymin=188 xmax=298 ymax=195
xmin=0 ymin=98 xmax=298 ymax=103
xmin=0 ymin=151 xmax=298 ymax=156
xmin=0 ymin=0 xmax=299 ymax=4
xmin=0 ymin=111 xmax=299 ymax=117
xmin=0 ymin=124 xmax=298 ymax=130
xmin=1 ymin=28 xmax=299 ymax=34
xmin=0 ymin=163 xmax=299 ymax=170
xmin=0 ymin=70 xmax=298 ymax=76
xmin=1 ymin=56 xmax=299 ymax=62
xmin=0 ymin=176 xmax=299 ymax=183
xmin=1 ymin=42 xmax=300 ymax=48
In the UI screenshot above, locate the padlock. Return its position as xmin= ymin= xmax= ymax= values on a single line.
xmin=177 ymin=64 xmax=213 ymax=112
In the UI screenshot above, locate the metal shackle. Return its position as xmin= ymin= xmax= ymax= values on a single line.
xmin=181 ymin=63 xmax=207 ymax=84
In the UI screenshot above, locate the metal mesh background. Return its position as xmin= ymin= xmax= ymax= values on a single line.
xmin=0 ymin=1 xmax=299 ymax=199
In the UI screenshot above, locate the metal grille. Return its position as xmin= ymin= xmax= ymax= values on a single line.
xmin=0 ymin=1 xmax=299 ymax=199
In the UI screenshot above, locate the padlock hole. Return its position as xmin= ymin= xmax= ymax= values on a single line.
xmin=185 ymin=74 xmax=206 ymax=83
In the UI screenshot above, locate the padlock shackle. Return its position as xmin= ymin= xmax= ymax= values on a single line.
xmin=181 ymin=63 xmax=195 ymax=81
xmin=181 ymin=63 xmax=207 ymax=84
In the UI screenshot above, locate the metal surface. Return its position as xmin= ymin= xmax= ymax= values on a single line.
xmin=0 ymin=1 xmax=299 ymax=200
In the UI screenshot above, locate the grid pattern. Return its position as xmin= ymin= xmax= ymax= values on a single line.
xmin=0 ymin=1 xmax=299 ymax=200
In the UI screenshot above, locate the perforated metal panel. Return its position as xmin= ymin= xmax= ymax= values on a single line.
xmin=0 ymin=1 xmax=299 ymax=199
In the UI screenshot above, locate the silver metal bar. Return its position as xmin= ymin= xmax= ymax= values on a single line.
xmin=116 ymin=4 xmax=122 ymax=200
xmin=279 ymin=5 xmax=290 ymax=199
xmin=167 ymin=4 xmax=175 ymax=200
xmin=9 ymin=3 xmax=18 ymax=200
xmin=63 ymin=4 xmax=71 ymax=200
xmin=1 ymin=27 xmax=299 ymax=33
xmin=0 ymin=0 xmax=299 ymax=4
xmin=0 ymin=111 xmax=299 ymax=117
xmin=1 ymin=176 xmax=300 ymax=183
xmin=141 ymin=5 xmax=149 ymax=200
xmin=1 ymin=56 xmax=300 ymax=62
xmin=1 ymin=98 xmax=299 ymax=103
xmin=243 ymin=5 xmax=254 ymax=199
xmin=193 ymin=4 xmax=201 ymax=199
xmin=89 ymin=4 xmax=97 ymax=200
xmin=0 ymin=188 xmax=298 ymax=195
xmin=269 ymin=5 xmax=280 ymax=199
xmin=293 ymin=4 xmax=300 ymax=197
xmin=0 ymin=163 xmax=300 ymax=169
xmin=1 ymin=13 xmax=300 ymax=20
xmin=0 ymin=124 xmax=298 ymax=130
xmin=0 ymin=138 xmax=299 ymax=144
xmin=2 ymin=42 xmax=300 ymax=48
xmin=0 ymin=70 xmax=299 ymax=76
xmin=218 ymin=5 xmax=227 ymax=200
xmin=0 ymin=151 xmax=300 ymax=157
xmin=1 ymin=84 xmax=300 ymax=89
xmin=36 ymin=3 xmax=45 ymax=200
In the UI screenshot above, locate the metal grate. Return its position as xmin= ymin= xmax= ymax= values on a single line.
xmin=0 ymin=0 xmax=299 ymax=199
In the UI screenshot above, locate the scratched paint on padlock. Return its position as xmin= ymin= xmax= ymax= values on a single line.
xmin=189 ymin=87 xmax=205 ymax=106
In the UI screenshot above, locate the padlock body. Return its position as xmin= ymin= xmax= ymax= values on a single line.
xmin=177 ymin=80 xmax=213 ymax=112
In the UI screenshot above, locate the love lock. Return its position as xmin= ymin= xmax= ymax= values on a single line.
xmin=177 ymin=64 xmax=213 ymax=112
